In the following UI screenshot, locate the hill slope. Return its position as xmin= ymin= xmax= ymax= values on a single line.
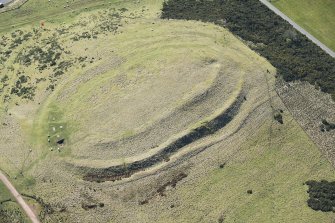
xmin=0 ymin=0 xmax=334 ymax=222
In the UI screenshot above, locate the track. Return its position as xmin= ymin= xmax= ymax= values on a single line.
xmin=259 ymin=0 xmax=335 ymax=58
xmin=0 ymin=171 xmax=40 ymax=223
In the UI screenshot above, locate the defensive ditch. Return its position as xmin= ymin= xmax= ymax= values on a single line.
xmin=83 ymin=93 xmax=245 ymax=182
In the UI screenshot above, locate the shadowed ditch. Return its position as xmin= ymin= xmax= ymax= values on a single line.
xmin=94 ymin=67 xmax=238 ymax=159
xmin=82 ymin=93 xmax=245 ymax=182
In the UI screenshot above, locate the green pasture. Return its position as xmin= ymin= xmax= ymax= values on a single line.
xmin=272 ymin=0 xmax=335 ymax=51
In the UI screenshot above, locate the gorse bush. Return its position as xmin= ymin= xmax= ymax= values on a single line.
xmin=306 ymin=180 xmax=335 ymax=212
xmin=15 ymin=38 xmax=63 ymax=71
xmin=274 ymin=112 xmax=283 ymax=124
xmin=320 ymin=119 xmax=335 ymax=132
xmin=10 ymin=73 xmax=36 ymax=100
xmin=161 ymin=0 xmax=335 ymax=100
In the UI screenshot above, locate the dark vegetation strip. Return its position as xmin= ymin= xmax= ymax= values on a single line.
xmin=22 ymin=193 xmax=53 ymax=220
xmin=83 ymin=94 xmax=245 ymax=182
xmin=320 ymin=119 xmax=335 ymax=132
xmin=0 ymin=198 xmax=12 ymax=204
xmin=306 ymin=180 xmax=335 ymax=212
xmin=161 ymin=0 xmax=335 ymax=100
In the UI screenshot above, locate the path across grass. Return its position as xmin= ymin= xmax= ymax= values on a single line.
xmin=0 ymin=171 xmax=40 ymax=223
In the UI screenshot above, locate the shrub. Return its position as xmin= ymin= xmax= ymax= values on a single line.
xmin=320 ymin=119 xmax=335 ymax=132
xmin=161 ymin=0 xmax=335 ymax=100
xmin=306 ymin=180 xmax=335 ymax=212
xmin=274 ymin=113 xmax=283 ymax=124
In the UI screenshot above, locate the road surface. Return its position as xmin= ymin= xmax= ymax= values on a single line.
xmin=259 ymin=0 xmax=335 ymax=58
xmin=0 ymin=171 xmax=40 ymax=223
xmin=1 ymin=0 xmax=13 ymax=3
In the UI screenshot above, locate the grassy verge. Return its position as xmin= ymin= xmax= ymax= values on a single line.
xmin=272 ymin=0 xmax=335 ymax=51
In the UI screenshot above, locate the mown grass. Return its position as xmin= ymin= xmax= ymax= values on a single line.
xmin=31 ymin=102 xmax=72 ymax=160
xmin=46 ymin=104 xmax=69 ymax=148
xmin=272 ymin=0 xmax=335 ymax=51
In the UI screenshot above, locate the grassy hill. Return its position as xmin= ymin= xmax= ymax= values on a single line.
xmin=272 ymin=0 xmax=335 ymax=51
xmin=0 ymin=0 xmax=334 ymax=222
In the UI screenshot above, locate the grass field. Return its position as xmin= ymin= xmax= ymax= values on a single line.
xmin=0 ymin=181 xmax=29 ymax=222
xmin=0 ymin=182 xmax=11 ymax=202
xmin=145 ymin=118 xmax=335 ymax=223
xmin=272 ymin=0 xmax=335 ymax=51
xmin=35 ymin=19 xmax=246 ymax=164
xmin=0 ymin=0 xmax=334 ymax=222
xmin=173 ymin=119 xmax=335 ymax=223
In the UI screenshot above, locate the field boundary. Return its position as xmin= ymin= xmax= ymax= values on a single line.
xmin=259 ymin=0 xmax=335 ymax=57
xmin=0 ymin=0 xmax=29 ymax=14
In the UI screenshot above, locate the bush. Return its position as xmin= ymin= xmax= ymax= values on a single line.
xmin=274 ymin=113 xmax=283 ymax=124
xmin=161 ymin=0 xmax=335 ymax=100
xmin=10 ymin=74 xmax=36 ymax=100
xmin=306 ymin=180 xmax=335 ymax=212
xmin=320 ymin=119 xmax=335 ymax=132
xmin=15 ymin=38 xmax=63 ymax=70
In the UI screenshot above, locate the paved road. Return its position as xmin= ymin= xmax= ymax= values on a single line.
xmin=1 ymin=0 xmax=13 ymax=3
xmin=259 ymin=0 xmax=335 ymax=58
xmin=0 ymin=171 xmax=41 ymax=223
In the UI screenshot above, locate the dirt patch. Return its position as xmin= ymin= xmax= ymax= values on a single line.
xmin=21 ymin=194 xmax=53 ymax=220
xmin=139 ymin=172 xmax=187 ymax=205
